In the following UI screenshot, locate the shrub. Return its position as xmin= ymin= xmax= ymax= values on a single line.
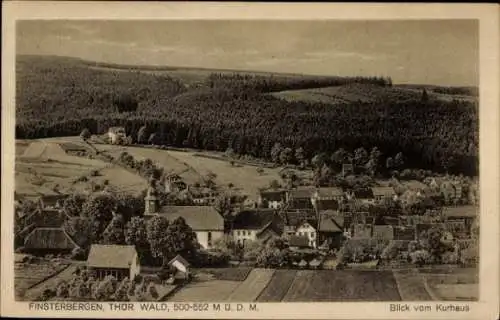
xmin=410 ymin=249 xmax=430 ymax=266
xmin=90 ymin=170 xmax=100 ymax=177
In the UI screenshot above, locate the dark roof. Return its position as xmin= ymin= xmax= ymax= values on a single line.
xmin=87 ymin=244 xmax=137 ymax=269
xmin=259 ymin=189 xmax=286 ymax=202
xmin=156 ymin=206 xmax=224 ymax=231
xmin=394 ymin=226 xmax=416 ymax=241
xmin=232 ymin=209 xmax=278 ymax=230
xmin=39 ymin=194 xmax=69 ymax=206
xmin=24 ymin=228 xmax=79 ymax=250
xmin=316 ymin=187 xmax=343 ymax=198
xmin=371 ymin=187 xmax=396 ymax=197
xmin=168 ymin=254 xmax=190 ymax=268
xmin=443 ymin=206 xmax=478 ymax=218
xmin=354 ymin=189 xmax=374 ymax=199
xmin=288 ymin=187 xmax=316 ymax=199
xmin=315 ymin=199 xmax=339 ymax=211
xmin=24 ymin=209 xmax=67 ymax=228
xmin=318 ymin=210 xmax=344 ymax=233
xmin=284 ymin=210 xmax=317 ymax=227
xmin=372 ymin=225 xmax=394 ymax=240
xmin=289 ymin=235 xmax=310 ymax=247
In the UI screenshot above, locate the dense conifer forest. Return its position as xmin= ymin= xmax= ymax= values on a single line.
xmin=16 ymin=55 xmax=478 ymax=176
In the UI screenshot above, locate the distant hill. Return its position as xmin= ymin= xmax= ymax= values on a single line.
xmin=15 ymin=54 xmax=479 ymax=176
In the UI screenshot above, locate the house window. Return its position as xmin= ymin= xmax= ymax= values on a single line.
xmin=208 ymin=232 xmax=212 ymax=247
xmin=310 ymin=232 xmax=315 ymax=238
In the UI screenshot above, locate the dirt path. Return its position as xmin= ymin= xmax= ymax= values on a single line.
xmin=23 ymin=265 xmax=78 ymax=300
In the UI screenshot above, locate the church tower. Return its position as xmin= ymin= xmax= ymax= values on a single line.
xmin=144 ymin=186 xmax=160 ymax=215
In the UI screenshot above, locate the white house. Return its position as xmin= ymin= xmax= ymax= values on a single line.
xmin=258 ymin=189 xmax=286 ymax=209
xmin=107 ymin=127 xmax=127 ymax=145
xmin=294 ymin=221 xmax=317 ymax=248
xmin=167 ymin=254 xmax=191 ymax=281
xmin=87 ymin=244 xmax=140 ymax=281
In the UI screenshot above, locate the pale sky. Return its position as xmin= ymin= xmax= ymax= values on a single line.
xmin=17 ymin=20 xmax=478 ymax=86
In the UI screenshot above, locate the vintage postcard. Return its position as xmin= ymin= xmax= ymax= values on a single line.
xmin=1 ymin=2 xmax=499 ymax=319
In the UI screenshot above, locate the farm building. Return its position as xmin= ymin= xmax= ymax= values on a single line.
xmin=107 ymin=127 xmax=127 ymax=144
xmin=283 ymin=209 xmax=317 ymax=244
xmin=23 ymin=227 xmax=79 ymax=255
xmin=311 ymin=187 xmax=344 ymax=212
xmin=442 ymin=205 xmax=477 ymax=233
xmin=318 ymin=211 xmax=345 ymax=249
xmin=371 ymin=187 xmax=397 ymax=202
xmin=145 ymin=202 xmax=224 ymax=249
xmin=166 ymin=255 xmax=191 ymax=283
xmin=346 ymin=189 xmax=375 ymax=206
xmin=258 ymin=189 xmax=286 ymax=209
xmin=231 ymin=209 xmax=283 ymax=246
xmin=22 ymin=208 xmax=67 ymax=228
xmin=87 ymin=244 xmax=140 ymax=281
xmin=286 ymin=186 xmax=316 ymax=210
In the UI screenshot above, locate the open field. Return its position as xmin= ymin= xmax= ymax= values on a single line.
xmin=15 ymin=260 xmax=70 ymax=299
xmin=256 ymin=269 xmax=297 ymax=302
xmin=283 ymin=270 xmax=402 ymax=302
xmin=226 ymin=269 xmax=275 ymax=302
xmin=168 ymin=280 xmax=241 ymax=302
xmin=165 ymin=151 xmax=299 ymax=200
xmin=195 ymin=267 xmax=253 ymax=282
xmin=15 ymin=139 xmax=148 ymax=198
xmin=96 ymin=144 xmax=202 ymax=185
xmin=422 ymin=268 xmax=478 ymax=301
xmin=393 ymin=269 xmax=433 ymax=301
xmin=271 ymin=84 xmax=477 ymax=104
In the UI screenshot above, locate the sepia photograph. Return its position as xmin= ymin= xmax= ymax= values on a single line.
xmin=2 ymin=2 xmax=499 ymax=319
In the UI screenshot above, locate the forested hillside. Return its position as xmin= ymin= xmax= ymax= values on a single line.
xmin=15 ymin=55 xmax=479 ymax=176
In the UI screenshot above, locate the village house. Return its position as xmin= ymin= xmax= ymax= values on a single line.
xmin=311 ymin=187 xmax=344 ymax=212
xmin=23 ymin=227 xmax=80 ymax=255
xmin=442 ymin=205 xmax=477 ymax=236
xmin=371 ymin=187 xmax=397 ymax=202
xmin=189 ymin=186 xmax=219 ymax=205
xmin=231 ymin=209 xmax=283 ymax=246
xmin=346 ymin=189 xmax=376 ymax=206
xmin=286 ymin=186 xmax=316 ymax=210
xmin=144 ymin=188 xmax=224 ymax=249
xmin=87 ymin=244 xmax=141 ymax=281
xmin=166 ymin=255 xmax=191 ymax=283
xmin=317 ymin=210 xmax=345 ymax=249
xmin=107 ymin=126 xmax=127 ymax=144
xmin=393 ymin=226 xmax=416 ymax=241
xmin=283 ymin=210 xmax=318 ymax=248
xmin=257 ymin=189 xmax=286 ymax=209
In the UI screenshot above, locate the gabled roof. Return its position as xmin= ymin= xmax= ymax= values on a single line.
xmin=288 ymin=187 xmax=316 ymax=199
xmin=289 ymin=235 xmax=310 ymax=247
xmin=318 ymin=212 xmax=344 ymax=233
xmin=372 ymin=225 xmax=394 ymax=240
xmin=371 ymin=187 xmax=396 ymax=197
xmin=87 ymin=244 xmax=137 ymax=269
xmin=24 ymin=227 xmax=79 ymax=250
xmin=315 ymin=199 xmax=339 ymax=211
xmin=284 ymin=210 xmax=317 ymax=227
xmin=316 ymin=187 xmax=343 ymax=198
xmin=24 ymin=208 xmax=67 ymax=228
xmin=157 ymin=206 xmax=224 ymax=231
xmin=259 ymin=189 xmax=286 ymax=202
xmin=232 ymin=209 xmax=278 ymax=230
xmin=354 ymin=189 xmax=374 ymax=199
xmin=168 ymin=254 xmax=190 ymax=268
xmin=443 ymin=206 xmax=478 ymax=218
